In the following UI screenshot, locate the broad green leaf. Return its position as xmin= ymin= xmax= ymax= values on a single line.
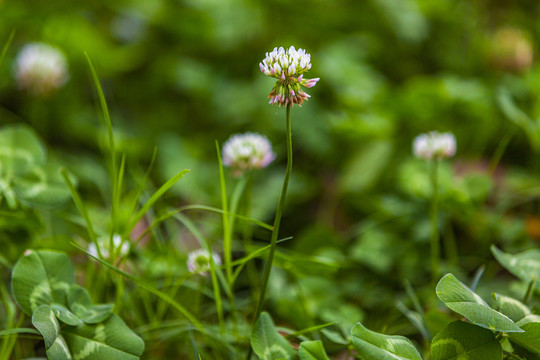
xmin=67 ymin=285 xmax=114 ymax=324
xmin=32 ymin=305 xmax=61 ymax=349
xmin=47 ymin=336 xmax=73 ymax=360
xmin=63 ymin=314 xmax=144 ymax=360
xmin=431 ymin=321 xmax=502 ymax=360
xmin=509 ymin=315 xmax=540 ymax=355
xmin=299 ymin=340 xmax=330 ymax=360
xmin=491 ymin=245 xmax=540 ymax=283
xmin=31 ymin=305 xmax=73 ymax=359
xmin=436 ymin=274 xmax=523 ymax=333
xmin=12 ymin=250 xmax=75 ymax=315
xmin=14 ymin=164 xmax=71 ymax=209
xmin=52 ymin=304 xmax=83 ymax=326
xmin=0 ymin=124 xmax=46 ymax=176
xmin=351 ymin=322 xmax=422 ymax=360
xmin=492 ymin=293 xmax=531 ymax=322
xmin=251 ymin=312 xmax=295 ymax=360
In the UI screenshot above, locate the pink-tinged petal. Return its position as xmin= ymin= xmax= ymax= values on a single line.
xmin=259 ymin=63 xmax=264 ymax=72
xmin=281 ymin=72 xmax=285 ymax=80
xmin=290 ymin=89 xmax=295 ymax=96
xmin=298 ymin=74 xmax=303 ymax=81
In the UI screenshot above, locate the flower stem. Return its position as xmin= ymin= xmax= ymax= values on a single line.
xmin=430 ymin=158 xmax=440 ymax=283
xmin=251 ymin=105 xmax=293 ymax=332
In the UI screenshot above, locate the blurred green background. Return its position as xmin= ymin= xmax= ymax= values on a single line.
xmin=2 ymin=0 xmax=540 ymax=353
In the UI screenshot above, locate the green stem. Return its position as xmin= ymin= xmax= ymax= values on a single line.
xmin=251 ymin=105 xmax=293 ymax=325
xmin=489 ymin=126 xmax=516 ymax=176
xmin=430 ymin=159 xmax=440 ymax=283
xmin=216 ymin=142 xmax=238 ymax=328
xmin=523 ymin=278 xmax=536 ymax=304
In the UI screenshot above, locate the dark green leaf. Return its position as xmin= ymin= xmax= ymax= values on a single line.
xmin=431 ymin=321 xmax=502 ymax=360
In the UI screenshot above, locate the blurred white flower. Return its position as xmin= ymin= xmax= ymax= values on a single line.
xmin=88 ymin=234 xmax=130 ymax=259
xmin=187 ymin=249 xmax=221 ymax=276
xmin=222 ymin=132 xmax=275 ymax=175
xmin=14 ymin=42 xmax=69 ymax=96
xmin=413 ymin=131 xmax=456 ymax=160
xmin=260 ymin=46 xmax=319 ymax=107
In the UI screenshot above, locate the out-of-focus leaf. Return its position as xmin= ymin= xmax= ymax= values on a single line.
xmin=436 ymin=274 xmax=523 ymax=333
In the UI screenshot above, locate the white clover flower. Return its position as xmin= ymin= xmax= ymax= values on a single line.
xmin=222 ymin=132 xmax=275 ymax=176
xmin=88 ymin=234 xmax=130 ymax=259
xmin=260 ymin=46 xmax=319 ymax=107
xmin=14 ymin=42 xmax=69 ymax=96
xmin=187 ymin=249 xmax=221 ymax=276
xmin=413 ymin=131 xmax=456 ymax=160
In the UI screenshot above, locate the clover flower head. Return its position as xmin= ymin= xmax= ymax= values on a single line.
xmin=187 ymin=249 xmax=221 ymax=276
xmin=222 ymin=132 xmax=275 ymax=176
xmin=88 ymin=234 xmax=130 ymax=259
xmin=413 ymin=131 xmax=456 ymax=160
xmin=14 ymin=43 xmax=69 ymax=96
xmin=260 ymin=46 xmax=319 ymax=107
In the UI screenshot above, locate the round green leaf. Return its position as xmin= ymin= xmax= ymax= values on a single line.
xmin=351 ymin=322 xmax=422 ymax=360
xmin=32 ymin=305 xmax=60 ymax=349
xmin=14 ymin=164 xmax=71 ymax=209
xmin=67 ymin=285 xmax=114 ymax=324
xmin=11 ymin=250 xmax=75 ymax=315
xmin=431 ymin=321 xmax=502 ymax=360
xmin=491 ymin=245 xmax=540 ymax=283
xmin=492 ymin=293 xmax=531 ymax=323
xmin=31 ymin=305 xmax=73 ymax=359
xmin=52 ymin=304 xmax=83 ymax=327
xmin=63 ymin=314 xmax=145 ymax=360
xmin=0 ymin=124 xmax=46 ymax=176
xmin=251 ymin=312 xmax=295 ymax=360
xmin=436 ymin=274 xmax=523 ymax=333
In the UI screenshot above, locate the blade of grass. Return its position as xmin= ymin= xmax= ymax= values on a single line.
xmin=174 ymin=213 xmax=224 ymax=330
xmin=129 ymin=147 xmax=158 ymax=218
xmin=470 ymin=265 xmax=486 ymax=292
xmin=215 ymin=143 xmax=234 ymax=288
xmin=284 ymin=322 xmax=335 ymax=338
xmin=0 ymin=329 xmax=40 ymax=337
xmin=127 ymin=169 xmax=190 ymax=232
xmin=231 ymin=237 xmax=293 ymax=283
xmin=0 ymin=30 xmax=15 ymax=69
xmin=84 ymin=52 xmax=116 ymax=175
xmin=60 ymin=168 xmax=99 ymax=245
xmin=70 ymin=242 xmax=204 ymax=331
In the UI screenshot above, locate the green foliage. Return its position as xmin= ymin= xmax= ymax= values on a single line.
xmin=250 ymin=312 xmax=295 ymax=360
xmin=351 ymin=322 xmax=422 ymax=360
xmin=298 ymin=340 xmax=330 ymax=360
xmin=436 ymin=273 xmax=523 ymax=333
xmin=491 ymin=245 xmax=540 ymax=283
xmin=11 ymin=250 xmax=144 ymax=359
xmin=431 ymin=321 xmax=502 ymax=360
xmin=509 ymin=315 xmax=540 ymax=355
xmin=0 ymin=125 xmax=71 ymax=210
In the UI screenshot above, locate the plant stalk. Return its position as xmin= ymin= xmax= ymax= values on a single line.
xmin=249 ymin=105 xmax=292 ymax=354
xmin=430 ymin=158 xmax=440 ymax=283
